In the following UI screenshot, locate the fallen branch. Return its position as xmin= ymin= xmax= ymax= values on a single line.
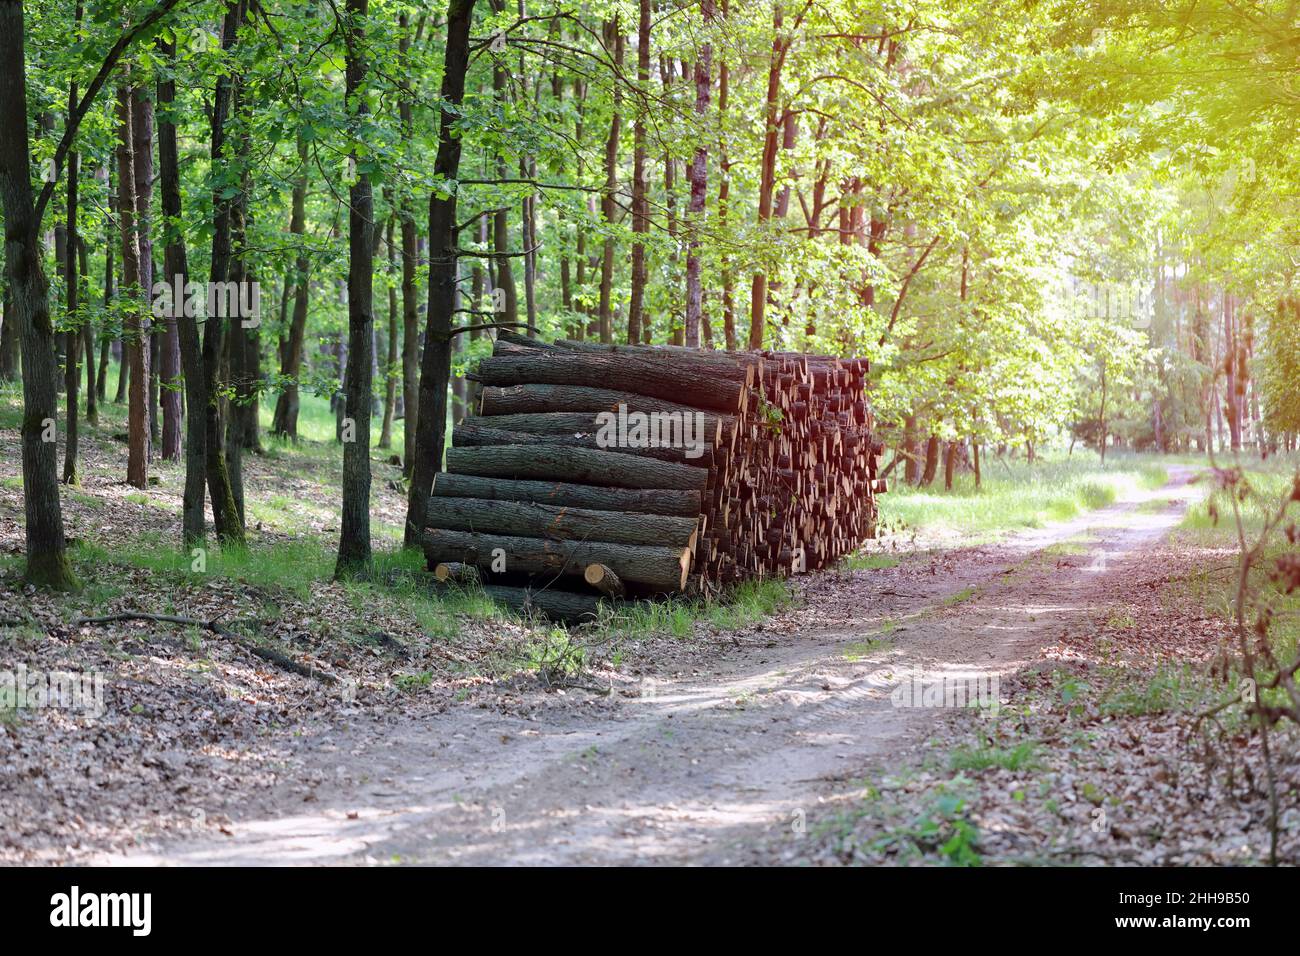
xmin=71 ymin=612 xmax=339 ymax=685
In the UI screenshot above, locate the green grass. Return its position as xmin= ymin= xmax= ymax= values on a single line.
xmin=880 ymin=450 xmax=1169 ymax=541
xmin=948 ymin=740 xmax=1043 ymax=772
xmin=1094 ymin=665 xmax=1212 ymax=717
xmin=840 ymin=552 xmax=900 ymax=571
xmin=596 ymin=578 xmax=794 ymax=638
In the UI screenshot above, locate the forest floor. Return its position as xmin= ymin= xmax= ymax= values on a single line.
xmin=2 ymin=389 xmax=1297 ymax=865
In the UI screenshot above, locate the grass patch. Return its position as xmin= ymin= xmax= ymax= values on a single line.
xmin=941 ymin=586 xmax=977 ymax=608
xmin=948 ymin=740 xmax=1043 ymax=772
xmin=840 ymin=552 xmax=900 ymax=571
xmin=822 ymin=778 xmax=983 ymax=866
xmin=880 ymin=450 xmax=1169 ymax=541
xmin=596 ymin=578 xmax=793 ymax=638
xmin=843 ymin=637 xmax=890 ymax=660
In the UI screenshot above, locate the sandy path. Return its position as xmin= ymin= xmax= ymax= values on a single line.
xmin=103 ymin=467 xmax=1203 ymax=865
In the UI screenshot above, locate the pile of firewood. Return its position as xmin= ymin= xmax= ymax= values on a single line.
xmin=421 ymin=332 xmax=884 ymax=621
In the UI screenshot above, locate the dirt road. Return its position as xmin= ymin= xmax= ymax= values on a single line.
xmin=104 ymin=467 xmax=1202 ymax=865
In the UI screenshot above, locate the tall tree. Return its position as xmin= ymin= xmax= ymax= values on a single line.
xmin=627 ymin=0 xmax=650 ymax=346
xmin=271 ymin=133 xmax=311 ymax=440
xmin=684 ymin=0 xmax=715 ymax=348
xmin=336 ymin=0 xmax=375 ymax=576
xmin=157 ymin=35 xmax=208 ymax=546
xmin=598 ymin=18 xmax=623 ymax=344
xmin=61 ymin=0 xmax=84 ymax=485
xmin=116 ymin=79 xmax=150 ymax=489
xmin=0 ymin=0 xmax=76 ymax=588
xmin=404 ymin=0 xmax=477 ymax=549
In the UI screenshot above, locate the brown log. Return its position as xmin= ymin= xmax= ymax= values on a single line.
xmin=584 ymin=563 xmax=625 ymax=598
xmin=468 ymin=351 xmax=746 ymax=413
xmin=445 ymin=443 xmax=708 ymax=491
xmin=427 ymin=495 xmax=698 ymax=548
xmin=480 ymin=383 xmax=733 ymax=423
xmin=423 ymin=527 xmax=691 ymax=592
xmin=436 ymin=581 xmax=604 ymax=623
xmin=431 ymin=472 xmax=702 ymax=517
xmin=453 ymin=421 xmax=715 ymax=468
xmin=434 ymin=561 xmax=480 ymax=584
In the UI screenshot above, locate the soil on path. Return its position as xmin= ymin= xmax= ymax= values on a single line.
xmin=101 ymin=467 xmax=1204 ymax=865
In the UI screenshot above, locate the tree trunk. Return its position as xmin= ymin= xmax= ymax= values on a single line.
xmin=454 ymin=420 xmax=715 ymax=468
xmin=423 ymin=527 xmax=691 ymax=593
xmin=403 ymin=0 xmax=477 ymax=549
xmin=97 ymin=179 xmax=112 ymax=402
xmin=271 ymin=132 xmax=310 ymax=440
xmin=920 ymin=433 xmax=940 ymax=486
xmin=428 ymin=495 xmax=698 ymax=548
xmin=203 ymin=0 xmax=247 ymax=546
xmin=717 ymin=0 xmax=735 ymax=350
xmin=684 ymin=0 xmax=714 ymax=348
xmin=158 ymin=36 xmax=207 ymax=546
xmin=598 ymin=19 xmax=624 ymax=344
xmin=0 ymin=1 xmax=77 ymax=588
xmin=336 ymin=0 xmax=376 ymax=577
xmin=445 ymin=443 xmax=708 ymax=491
xmin=943 ymin=440 xmax=957 ymax=491
xmin=431 ymin=471 xmax=702 ymax=517
xmin=0 ymin=285 xmax=17 ymax=382
xmin=78 ymin=236 xmax=96 ymax=426
xmin=380 ymin=214 xmax=399 ymax=445
xmin=398 ymin=13 xmax=420 ymax=476
xmin=62 ymin=18 xmax=81 ymax=485
xmin=479 ymin=382 xmax=731 ymax=420
xmin=627 ymin=0 xmax=650 ymax=346
xmin=471 ymin=351 xmax=745 ymax=412
xmin=117 ymin=81 xmax=150 ymax=489
xmin=748 ymin=5 xmax=790 ymax=349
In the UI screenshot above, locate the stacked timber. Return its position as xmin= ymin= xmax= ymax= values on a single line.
xmin=421 ymin=332 xmax=883 ymax=621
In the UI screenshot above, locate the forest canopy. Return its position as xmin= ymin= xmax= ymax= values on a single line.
xmin=1 ymin=0 xmax=1298 ymax=585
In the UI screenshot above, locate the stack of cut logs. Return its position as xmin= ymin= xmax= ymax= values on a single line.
xmin=421 ymin=332 xmax=884 ymax=621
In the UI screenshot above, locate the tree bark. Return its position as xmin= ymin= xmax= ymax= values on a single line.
xmin=62 ymin=10 xmax=82 ymax=485
xmin=628 ymin=0 xmax=650 ymax=345
xmin=78 ymin=235 xmax=96 ymax=425
xmin=336 ymin=0 xmax=376 ymax=577
xmin=428 ymin=495 xmax=698 ymax=548
xmin=423 ymin=527 xmax=691 ymax=593
xmin=203 ymin=0 xmax=247 ymax=546
xmin=431 ymin=471 xmax=702 ymax=517
xmin=403 ymin=0 xmax=477 ymax=549
xmin=157 ymin=36 xmax=207 ymax=546
xmin=748 ymin=5 xmax=791 ymax=349
xmin=717 ymin=0 xmax=735 ymax=350
xmin=453 ymin=421 xmax=715 ymax=468
xmin=598 ymin=19 xmax=624 ymax=344
xmin=271 ymin=134 xmax=310 ymax=439
xmin=684 ymin=0 xmax=714 ymax=348
xmin=0 ymin=1 xmax=76 ymax=587
xmin=117 ymin=81 xmax=150 ymax=489
xmin=380 ymin=214 xmax=399 ymax=446
xmin=920 ymin=433 xmax=939 ymax=486
xmin=471 ymin=351 xmax=745 ymax=413
xmin=479 ymin=382 xmax=730 ymax=421
xmin=446 ymin=443 xmax=708 ymax=491
xmin=398 ymin=13 xmax=420 ymax=476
